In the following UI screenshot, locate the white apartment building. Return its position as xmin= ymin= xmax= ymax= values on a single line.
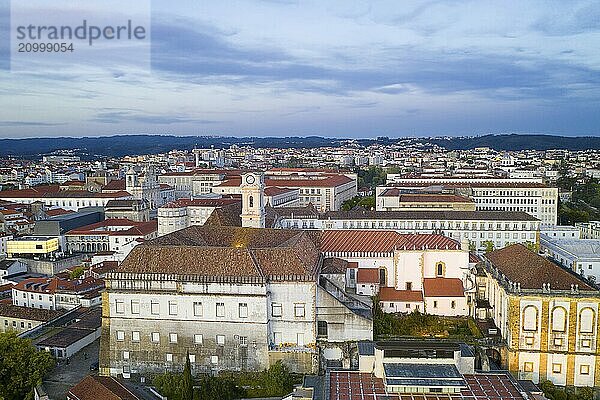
xmin=276 ymin=209 xmax=540 ymax=253
xmin=383 ymin=176 xmax=558 ymax=226
xmin=0 ymin=187 xmax=132 ymax=211
xmin=158 ymin=170 xmax=237 ymax=198
xmin=12 ymin=276 xmax=104 ymax=310
xmin=577 ymin=221 xmax=600 ymax=239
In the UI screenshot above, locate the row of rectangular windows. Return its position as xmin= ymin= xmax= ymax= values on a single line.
xmin=114 ymin=300 xmax=306 ymax=318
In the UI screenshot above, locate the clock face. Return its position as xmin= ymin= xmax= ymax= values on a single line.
xmin=245 ymin=175 xmax=256 ymax=184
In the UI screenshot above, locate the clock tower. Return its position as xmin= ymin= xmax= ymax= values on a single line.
xmin=240 ymin=172 xmax=265 ymax=228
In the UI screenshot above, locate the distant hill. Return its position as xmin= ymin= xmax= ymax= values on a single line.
xmin=0 ymin=135 xmax=345 ymax=158
xmin=0 ymin=133 xmax=599 ymax=158
xmin=429 ymin=134 xmax=600 ymax=151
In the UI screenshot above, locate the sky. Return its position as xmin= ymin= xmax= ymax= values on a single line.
xmin=0 ymin=0 xmax=599 ymax=139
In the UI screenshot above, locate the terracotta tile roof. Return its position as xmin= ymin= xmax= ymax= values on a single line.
xmin=161 ymin=198 xmax=239 ymax=208
xmin=66 ymin=219 xmax=156 ymax=237
xmin=320 ymin=210 xmax=539 ymax=221
xmin=264 ymin=186 xmax=296 ymax=196
xmin=379 ymin=190 xmax=473 ymax=203
xmin=378 ymin=287 xmax=424 ymax=302
xmin=216 ymin=177 xmax=242 ymax=187
xmin=321 ymin=231 xmax=460 ymax=253
xmin=265 ymin=174 xmax=353 ymax=188
xmin=0 ymin=185 xmax=61 ymax=198
xmin=45 ymin=208 xmax=73 ymax=217
xmin=322 ymin=258 xmax=348 ymax=274
xmin=118 ymin=226 xmax=320 ymax=281
xmin=485 ymin=244 xmax=596 ymax=291
xmin=102 ymin=179 xmax=126 ymax=191
xmin=423 ymin=278 xmax=465 ymax=297
xmin=322 ymin=230 xmax=404 ymax=253
xmin=0 ymin=303 xmax=65 ymax=322
xmin=357 ymin=268 xmax=380 ymax=283
xmin=119 ymin=246 xmax=263 ymax=279
xmin=68 ymin=375 xmax=139 ymax=400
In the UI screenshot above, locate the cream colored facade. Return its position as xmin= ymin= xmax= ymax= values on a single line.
xmin=480 ymin=263 xmax=600 ymax=387
xmin=7 ymin=236 xmax=59 ymax=257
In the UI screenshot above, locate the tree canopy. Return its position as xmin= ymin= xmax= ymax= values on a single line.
xmin=0 ymin=332 xmax=56 ymax=400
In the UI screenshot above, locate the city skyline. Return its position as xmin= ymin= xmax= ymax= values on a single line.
xmin=1 ymin=0 xmax=600 ymax=138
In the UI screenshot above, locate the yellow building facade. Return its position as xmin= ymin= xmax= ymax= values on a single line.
xmin=480 ymin=244 xmax=600 ymax=388
xmin=7 ymin=236 xmax=59 ymax=257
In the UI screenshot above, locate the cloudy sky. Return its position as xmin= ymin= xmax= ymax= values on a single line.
xmin=0 ymin=0 xmax=599 ymax=138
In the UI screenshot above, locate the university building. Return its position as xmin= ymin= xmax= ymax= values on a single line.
xmin=478 ymin=244 xmax=600 ymax=387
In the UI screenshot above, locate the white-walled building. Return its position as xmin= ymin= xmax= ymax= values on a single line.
xmin=540 ymin=235 xmax=600 ymax=283
xmin=157 ymin=198 xmax=240 ymax=236
xmin=100 ymin=225 xmax=372 ymax=377
xmin=382 ymin=176 xmax=558 ymax=225
xmin=321 ymin=230 xmax=473 ymax=316
xmin=577 ymin=221 xmax=600 ymax=239
xmin=276 ymin=209 xmax=540 ymax=253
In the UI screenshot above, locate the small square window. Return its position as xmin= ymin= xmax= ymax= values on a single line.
xmin=272 ymin=303 xmax=282 ymax=317
xmin=188 ymin=354 xmax=196 ymax=363
xmin=151 ymin=301 xmax=160 ymax=315
xmin=115 ymin=300 xmax=124 ymax=314
xmin=554 ymin=338 xmax=563 ymax=347
xmin=131 ymin=300 xmax=140 ymax=314
xmin=582 ymin=339 xmax=591 ymax=348
xmin=524 ymin=362 xmax=534 ymax=372
xmin=433 ymin=301 xmax=438 ymax=308
xmin=294 ymin=303 xmax=305 ymax=318
xmin=151 ymin=332 xmax=160 ymax=342
xmin=581 ymin=364 xmax=590 ymax=375
xmin=216 ymin=334 xmax=225 ymax=345
xmin=123 ymin=351 xmax=130 ymax=360
xmin=166 ymin=353 xmax=173 ymax=362
xmin=132 ymin=331 xmax=140 ymax=342
xmin=211 ymin=355 xmax=218 ymax=364
xmin=116 ymin=330 xmax=125 ymax=341
xmin=525 ymin=336 xmax=534 ymax=345
xmin=405 ymin=303 xmax=411 ymax=309
xmin=552 ymin=363 xmax=562 ymax=374
xmin=169 ymin=333 xmax=178 ymax=343
xmin=194 ymin=334 xmax=203 ymax=344
xmin=168 ymin=301 xmax=178 ymax=316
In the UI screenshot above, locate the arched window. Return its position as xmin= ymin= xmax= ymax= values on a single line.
xmin=523 ymin=305 xmax=538 ymax=331
xmin=580 ymin=308 xmax=595 ymax=333
xmin=551 ymin=307 xmax=567 ymax=332
xmin=379 ymin=268 xmax=387 ymax=286
xmin=249 ymin=195 xmax=254 ymax=208
xmin=436 ymin=262 xmax=445 ymax=277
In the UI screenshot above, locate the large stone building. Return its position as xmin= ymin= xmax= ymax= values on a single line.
xmin=478 ymin=244 xmax=600 ymax=387
xmin=275 ymin=209 xmax=540 ymax=253
xmin=383 ymin=176 xmax=558 ymax=226
xmin=100 ymin=225 xmax=372 ymax=378
xmin=157 ymin=198 xmax=240 ymax=236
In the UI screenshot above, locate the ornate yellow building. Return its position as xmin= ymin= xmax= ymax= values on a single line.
xmin=479 ymin=244 xmax=600 ymax=387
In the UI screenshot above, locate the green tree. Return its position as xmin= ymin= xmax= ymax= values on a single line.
xmin=69 ymin=266 xmax=85 ymax=280
xmin=525 ymin=241 xmax=539 ymax=253
xmin=182 ymin=353 xmax=194 ymax=400
xmin=482 ymin=241 xmax=495 ymax=254
xmin=153 ymin=372 xmax=183 ymax=400
xmin=260 ymin=361 xmax=294 ymax=397
xmin=0 ymin=332 xmax=56 ymax=400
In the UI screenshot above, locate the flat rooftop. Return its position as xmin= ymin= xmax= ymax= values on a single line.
xmin=328 ymin=371 xmax=526 ymax=400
